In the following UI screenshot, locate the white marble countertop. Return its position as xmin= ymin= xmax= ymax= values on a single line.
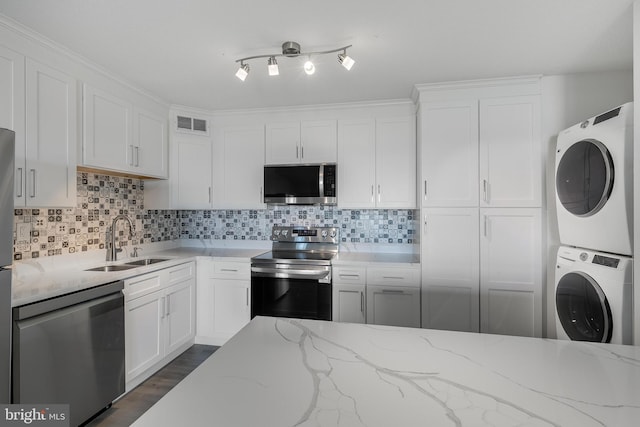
xmin=11 ymin=245 xmax=268 ymax=307
xmin=133 ymin=316 xmax=640 ymax=427
xmin=11 ymin=239 xmax=421 ymax=307
xmin=332 ymin=251 xmax=419 ymax=265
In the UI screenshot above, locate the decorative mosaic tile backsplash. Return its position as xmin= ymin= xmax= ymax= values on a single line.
xmin=12 ymin=173 xmax=180 ymax=261
xmin=13 ymin=173 xmax=417 ymax=261
xmin=179 ymin=207 xmax=417 ymax=243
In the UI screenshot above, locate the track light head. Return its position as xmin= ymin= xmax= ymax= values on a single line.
xmin=338 ymin=51 xmax=355 ymax=70
xmin=235 ymin=62 xmax=249 ymax=81
xmin=303 ymin=59 xmax=315 ymax=75
xmin=268 ymin=57 xmax=279 ymax=76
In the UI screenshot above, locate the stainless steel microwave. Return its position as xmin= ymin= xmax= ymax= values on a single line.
xmin=263 ymin=163 xmax=337 ymax=205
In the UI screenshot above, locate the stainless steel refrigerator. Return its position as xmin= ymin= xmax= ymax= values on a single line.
xmin=0 ymin=128 xmax=15 ymax=403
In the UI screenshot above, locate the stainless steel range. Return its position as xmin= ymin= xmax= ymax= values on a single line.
xmin=251 ymin=225 xmax=339 ymax=321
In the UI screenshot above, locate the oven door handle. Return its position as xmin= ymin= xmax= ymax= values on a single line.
xmin=251 ymin=266 xmax=331 ymax=281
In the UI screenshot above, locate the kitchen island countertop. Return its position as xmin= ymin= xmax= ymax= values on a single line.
xmin=133 ymin=316 xmax=640 ymax=427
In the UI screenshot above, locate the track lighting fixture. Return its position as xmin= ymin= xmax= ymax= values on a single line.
xmin=235 ymin=41 xmax=354 ymax=81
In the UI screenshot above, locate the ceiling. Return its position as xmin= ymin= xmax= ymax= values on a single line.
xmin=0 ymin=0 xmax=634 ymax=111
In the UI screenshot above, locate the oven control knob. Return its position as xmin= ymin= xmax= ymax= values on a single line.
xmin=321 ymin=230 xmax=328 ymax=239
xmin=273 ymin=230 xmax=281 ymax=236
xmin=330 ymin=230 xmax=336 ymax=238
xmin=281 ymin=229 xmax=289 ymax=237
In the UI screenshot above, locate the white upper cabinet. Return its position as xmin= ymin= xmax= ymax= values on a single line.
xmin=375 ymin=116 xmax=416 ymax=208
xmin=3 ymin=53 xmax=77 ymax=207
xmin=301 ymin=120 xmax=337 ymax=163
xmin=417 ymin=80 xmax=542 ymax=209
xmin=82 ymin=84 xmax=168 ymax=178
xmin=213 ymin=125 xmax=265 ymax=209
xmin=337 ymin=119 xmax=376 ymax=208
xmin=22 ymin=59 xmax=77 ymax=207
xmin=83 ymin=84 xmax=132 ymax=172
xmin=338 ymin=116 xmax=416 ymax=209
xmin=420 ymin=101 xmax=479 ymax=207
xmin=265 ymin=120 xmax=336 ymax=164
xmin=133 ymin=107 xmax=168 ymax=178
xmin=265 ymin=122 xmax=299 ymax=164
xmin=0 ymin=46 xmax=27 ymax=206
xmin=0 ymin=45 xmax=24 ymax=137
xmin=479 ymin=96 xmax=541 ymax=207
xmin=171 ymin=136 xmax=213 ymax=209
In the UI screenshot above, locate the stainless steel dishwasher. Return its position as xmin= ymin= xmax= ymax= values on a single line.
xmin=12 ymin=281 xmax=125 ymax=426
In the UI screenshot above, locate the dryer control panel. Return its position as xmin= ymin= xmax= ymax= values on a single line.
xmin=592 ymin=254 xmax=620 ymax=268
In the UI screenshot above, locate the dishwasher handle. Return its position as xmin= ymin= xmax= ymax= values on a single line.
xmin=14 ymin=291 xmax=123 ymax=330
xmin=13 ymin=280 xmax=124 ymax=320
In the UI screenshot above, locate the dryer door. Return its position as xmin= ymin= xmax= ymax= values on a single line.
xmin=556 ymin=139 xmax=614 ymax=217
xmin=556 ymin=271 xmax=612 ymax=343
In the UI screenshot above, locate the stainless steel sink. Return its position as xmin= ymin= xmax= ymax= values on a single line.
xmin=124 ymin=258 xmax=170 ymax=266
xmin=85 ymin=264 xmax=137 ymax=272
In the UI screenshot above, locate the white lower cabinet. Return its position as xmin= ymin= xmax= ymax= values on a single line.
xmin=332 ymin=263 xmax=420 ymax=328
xmin=367 ymin=286 xmax=421 ymax=328
xmin=421 ymin=208 xmax=480 ymax=332
xmin=196 ymin=258 xmax=251 ymax=345
xmin=480 ymin=208 xmax=542 ymax=337
xmin=125 ymin=262 xmax=196 ymax=391
xmin=420 ymin=207 xmax=542 ymax=337
xmin=213 ymin=279 xmax=250 ymax=336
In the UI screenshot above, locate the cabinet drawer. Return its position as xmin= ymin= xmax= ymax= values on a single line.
xmin=167 ymin=262 xmax=195 ymax=285
xmin=125 ymin=271 xmax=163 ymax=300
xmin=367 ymin=266 xmax=420 ymax=287
xmin=213 ymin=261 xmax=250 ymax=279
xmin=332 ymin=266 xmax=366 ymax=285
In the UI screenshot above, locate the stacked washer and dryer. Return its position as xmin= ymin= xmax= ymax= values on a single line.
xmin=554 ymin=102 xmax=633 ymax=344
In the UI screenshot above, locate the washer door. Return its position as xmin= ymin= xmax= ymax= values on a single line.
xmin=556 ymin=271 xmax=612 ymax=343
xmin=556 ymin=139 xmax=614 ymax=217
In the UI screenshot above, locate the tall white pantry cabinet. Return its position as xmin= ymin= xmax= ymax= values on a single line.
xmin=415 ymin=77 xmax=544 ymax=338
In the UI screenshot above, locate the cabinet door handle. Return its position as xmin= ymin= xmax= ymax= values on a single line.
xmin=16 ymin=168 xmax=23 ymax=198
xmin=296 ymin=145 xmax=299 ymax=159
xmin=161 ymin=296 xmax=166 ymax=318
xmin=484 ymin=215 xmax=488 ymax=237
xmin=301 ymin=145 xmax=304 ymax=159
xmin=29 ymin=169 xmax=36 ymax=198
xmin=381 ymin=289 xmax=404 ymax=294
xmin=423 ymin=214 xmax=428 ymax=233
xmin=166 ymin=294 xmax=171 ymax=316
xmin=382 ymin=276 xmax=405 ymax=280
xmin=129 ymin=145 xmax=135 ymax=166
xmin=483 ymin=180 xmax=488 ymax=203
xmin=377 ymin=184 xmax=381 ymax=203
xmin=339 ymin=274 xmax=360 ymax=279
xmin=371 ymin=185 xmax=374 ymax=203
xmin=246 ymin=288 xmax=249 ymax=307
xmin=220 ymin=268 xmax=238 ymax=272
xmin=135 ymin=146 xmax=140 ymax=167
xmin=208 ymin=187 xmax=212 ymax=203
xmin=260 ymin=186 xmax=263 ymax=203
xmin=360 ymin=291 xmax=364 ymax=314
xmin=424 ymin=180 xmax=427 ymax=199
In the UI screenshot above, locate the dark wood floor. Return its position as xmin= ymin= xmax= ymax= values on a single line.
xmin=84 ymin=345 xmax=218 ymax=427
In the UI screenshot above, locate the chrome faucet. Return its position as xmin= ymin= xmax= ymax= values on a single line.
xmin=106 ymin=214 xmax=135 ymax=262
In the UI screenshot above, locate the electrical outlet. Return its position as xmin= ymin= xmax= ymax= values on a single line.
xmin=17 ymin=222 xmax=31 ymax=244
